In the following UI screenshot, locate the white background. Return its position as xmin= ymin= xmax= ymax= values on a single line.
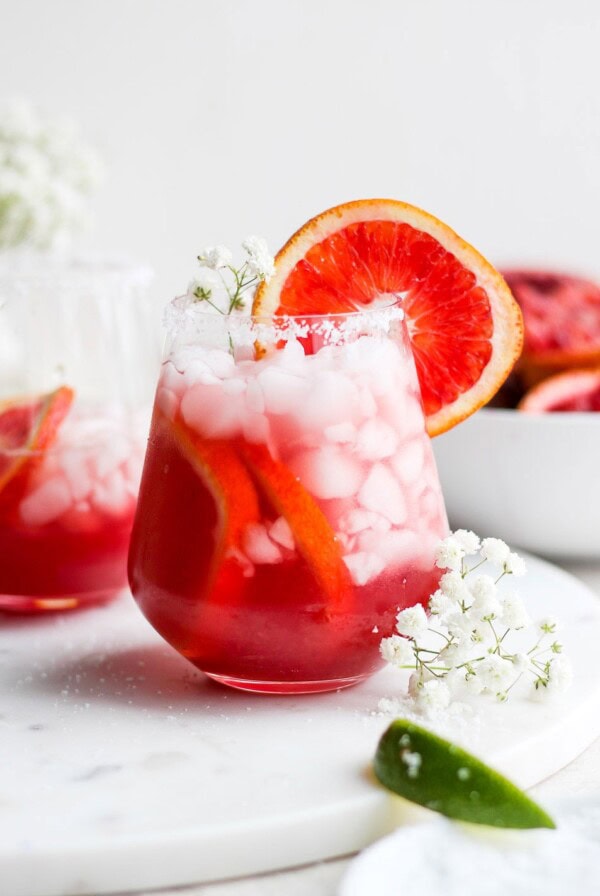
xmin=2 ymin=0 xmax=600 ymax=304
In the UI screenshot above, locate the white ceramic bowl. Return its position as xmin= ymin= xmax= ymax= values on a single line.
xmin=433 ymin=408 xmax=600 ymax=560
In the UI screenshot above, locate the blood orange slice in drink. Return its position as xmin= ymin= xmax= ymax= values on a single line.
xmin=0 ymin=386 xmax=74 ymax=505
xmin=253 ymin=199 xmax=523 ymax=436
xmin=169 ymin=416 xmax=261 ymax=603
xmin=238 ymin=441 xmax=352 ymax=607
xmin=503 ymin=269 xmax=600 ymax=379
xmin=519 ymin=368 xmax=600 ymax=412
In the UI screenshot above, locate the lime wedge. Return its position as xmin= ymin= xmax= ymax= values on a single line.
xmin=374 ymin=719 xmax=555 ymax=829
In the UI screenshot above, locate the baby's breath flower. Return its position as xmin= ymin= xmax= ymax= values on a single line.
xmin=395 ymin=604 xmax=428 ymax=638
xmin=428 ymin=589 xmax=455 ymax=620
xmin=469 ymin=575 xmax=502 ymax=619
xmin=198 ymin=245 xmax=233 ymax=270
xmin=439 ymin=570 xmax=470 ymax=603
xmin=434 ymin=536 xmax=464 ymax=571
xmin=452 ymin=529 xmax=481 ymax=554
xmin=539 ymin=616 xmax=560 ymax=634
xmin=499 ymin=592 xmax=531 ymax=630
xmin=377 ymin=530 xmax=571 ymax=715
xmin=379 ymin=634 xmax=414 ymax=667
xmin=505 ymin=551 xmax=527 ymax=577
xmin=480 ymin=537 xmax=510 ymax=566
xmin=512 ymin=652 xmax=533 ymax=674
xmin=242 ymin=235 xmax=276 ymax=282
xmin=414 ymin=679 xmax=451 ymax=715
xmin=476 ymin=654 xmax=515 ymax=693
xmin=187 ymin=269 xmax=219 ymax=301
xmin=546 ymin=657 xmax=573 ymax=694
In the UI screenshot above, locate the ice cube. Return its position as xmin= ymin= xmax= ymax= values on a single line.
xmin=359 ymin=529 xmax=423 ymax=567
xmin=341 ymin=336 xmax=406 ymax=392
xmin=222 ymin=377 xmax=247 ymax=396
xmin=358 ymin=463 xmax=407 ymax=525
xmin=324 ymin=422 xmax=357 ymax=444
xmin=242 ymin=523 xmax=283 ymax=564
xmin=274 ymin=338 xmax=306 ymax=372
xmin=390 ymin=440 xmax=425 ymax=485
xmin=242 ymin=413 xmax=270 ymax=445
xmin=289 ymin=446 xmax=364 ymax=500
xmin=160 ymin=360 xmax=185 ymax=395
xmin=59 ymin=448 xmax=93 ymax=501
xmin=257 ymin=367 xmax=308 ymax=415
xmin=343 ymin=551 xmax=385 ymax=586
xmin=378 ymin=391 xmax=424 ymax=437
xmin=293 ymin=371 xmax=359 ymax=430
xmin=339 ymin=509 xmax=391 ymax=535
xmin=91 ymin=469 xmax=131 ymax=517
xmin=357 ymin=385 xmax=378 ymax=419
xmin=181 ymin=383 xmax=242 ymax=440
xmin=354 ymin=418 xmax=399 ymax=461
xmin=20 ymin=476 xmax=73 ymax=527
xmin=93 ymin=434 xmax=132 ymax=479
xmin=156 ymin=387 xmax=179 ymax=419
xmin=182 ymin=359 xmax=220 ymax=388
xmin=205 ymin=349 xmax=236 ymax=379
xmin=269 ymin=516 xmax=295 ymax=551
xmin=245 ymin=379 xmax=265 ymax=414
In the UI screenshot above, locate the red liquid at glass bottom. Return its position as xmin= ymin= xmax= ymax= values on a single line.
xmin=0 ymin=510 xmax=135 ymax=613
xmin=129 ymin=418 xmax=443 ymax=694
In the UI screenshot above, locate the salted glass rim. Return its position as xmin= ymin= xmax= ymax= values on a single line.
xmin=167 ymin=293 xmax=405 ymax=324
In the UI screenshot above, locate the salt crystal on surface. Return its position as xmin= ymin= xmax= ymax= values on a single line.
xmin=20 ymin=476 xmax=73 ymax=527
xmin=242 ymin=523 xmax=283 ymax=565
xmin=343 ymin=551 xmax=385 ymax=586
xmin=269 ymin=517 xmax=295 ymax=551
xmin=289 ymin=446 xmax=364 ymax=500
xmin=354 ymin=418 xmax=399 ymax=461
xmin=358 ymin=463 xmax=408 ymax=525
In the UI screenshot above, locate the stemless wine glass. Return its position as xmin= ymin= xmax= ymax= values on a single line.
xmin=0 ymin=253 xmax=159 ymax=612
xmin=128 ymin=300 xmax=449 ymax=694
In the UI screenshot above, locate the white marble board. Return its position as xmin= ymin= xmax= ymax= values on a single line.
xmin=2 ymin=555 xmax=600 ymax=896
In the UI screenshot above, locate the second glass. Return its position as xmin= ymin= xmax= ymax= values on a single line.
xmin=129 ymin=302 xmax=449 ymax=693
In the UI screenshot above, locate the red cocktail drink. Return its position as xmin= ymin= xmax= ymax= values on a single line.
xmin=129 ymin=309 xmax=448 ymax=692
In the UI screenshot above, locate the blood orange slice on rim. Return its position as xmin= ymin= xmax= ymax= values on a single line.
xmin=0 ymin=386 xmax=74 ymax=501
xmin=253 ymin=200 xmax=523 ymax=436
xmin=519 ymin=368 xmax=600 ymax=412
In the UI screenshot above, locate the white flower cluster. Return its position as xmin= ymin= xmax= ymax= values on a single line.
xmin=379 ymin=531 xmax=572 ymax=717
xmin=0 ymin=98 xmax=103 ymax=250
xmin=187 ymin=235 xmax=275 ymax=314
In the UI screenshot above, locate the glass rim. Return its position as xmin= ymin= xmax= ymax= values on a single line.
xmin=168 ymin=293 xmax=405 ymax=324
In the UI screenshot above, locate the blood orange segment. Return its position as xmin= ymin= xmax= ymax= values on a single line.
xmin=253 ymin=199 xmax=523 ymax=436
xmin=519 ymin=368 xmax=600 ymax=412
xmin=237 ymin=441 xmax=352 ymax=607
xmin=170 ymin=415 xmax=261 ymax=602
xmin=503 ymin=269 xmax=600 ymax=374
xmin=0 ymin=386 xmax=74 ymax=500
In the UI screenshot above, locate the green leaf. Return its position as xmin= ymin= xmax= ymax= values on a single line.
xmin=374 ymin=719 xmax=555 ymax=829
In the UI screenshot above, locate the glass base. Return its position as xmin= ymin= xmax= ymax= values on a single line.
xmin=0 ymin=589 xmax=120 ymax=614
xmin=204 ymin=672 xmax=369 ymax=695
